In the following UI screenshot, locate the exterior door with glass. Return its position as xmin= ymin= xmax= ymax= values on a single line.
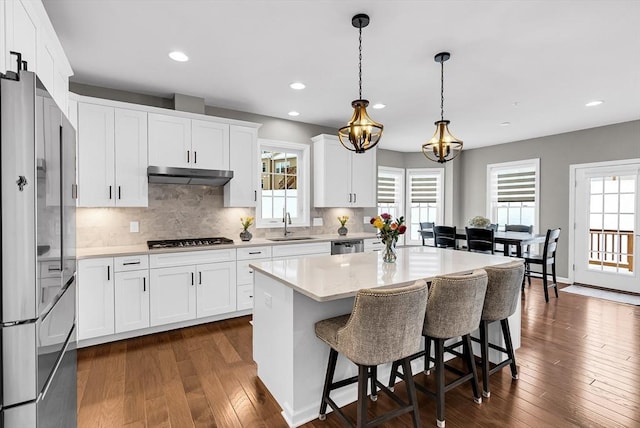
xmin=573 ymin=161 xmax=639 ymax=292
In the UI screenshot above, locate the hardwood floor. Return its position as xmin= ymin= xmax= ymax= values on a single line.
xmin=77 ymin=280 xmax=640 ymax=427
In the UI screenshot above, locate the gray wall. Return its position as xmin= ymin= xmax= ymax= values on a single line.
xmin=458 ymin=120 xmax=640 ymax=278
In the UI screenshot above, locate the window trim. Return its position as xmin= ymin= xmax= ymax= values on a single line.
xmin=405 ymin=168 xmax=444 ymax=246
xmin=256 ymin=139 xmax=310 ymax=229
xmin=486 ymin=158 xmax=540 ymax=233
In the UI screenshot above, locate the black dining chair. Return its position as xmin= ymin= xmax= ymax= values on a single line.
xmin=465 ymin=227 xmax=495 ymax=254
xmin=419 ymin=222 xmax=435 ymax=246
xmin=523 ymin=228 xmax=561 ymax=302
xmin=488 ymin=223 xmax=498 ymax=232
xmin=433 ymin=226 xmax=457 ymax=249
xmin=504 ymin=224 xmax=534 ymax=254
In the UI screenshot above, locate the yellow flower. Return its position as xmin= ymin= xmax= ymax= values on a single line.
xmin=373 ymin=218 xmax=384 ymax=229
xmin=337 ymin=215 xmax=349 ymax=226
xmin=240 ymin=216 xmax=254 ymax=230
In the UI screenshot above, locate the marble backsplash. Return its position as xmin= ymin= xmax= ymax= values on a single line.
xmin=77 ymin=184 xmax=375 ymax=248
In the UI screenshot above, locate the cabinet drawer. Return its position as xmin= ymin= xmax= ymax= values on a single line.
xmin=237 ymin=284 xmax=254 ymax=311
xmin=271 ymin=242 xmax=331 ymax=258
xmin=364 ymin=238 xmax=384 ymax=252
xmin=40 ymin=260 xmax=63 ymax=278
xmin=150 ymin=249 xmax=236 ymax=268
xmin=237 ymin=246 xmax=272 ymax=260
xmin=114 ymin=254 xmax=149 ymax=272
xmin=237 ymin=259 xmax=257 ymax=285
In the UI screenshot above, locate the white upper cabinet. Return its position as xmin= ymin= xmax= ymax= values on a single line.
xmin=147 ymin=113 xmax=191 ymax=168
xmin=191 ymin=119 xmax=229 ymax=170
xmin=224 ymin=125 xmax=258 ymax=207
xmin=77 ymin=101 xmax=148 ymax=207
xmin=312 ymin=134 xmax=377 ymax=208
xmin=2 ymin=0 xmax=72 ymax=114
xmin=148 ymin=113 xmax=230 ymax=170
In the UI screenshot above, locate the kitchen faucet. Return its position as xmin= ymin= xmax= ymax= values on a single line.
xmin=283 ymin=212 xmax=292 ymax=236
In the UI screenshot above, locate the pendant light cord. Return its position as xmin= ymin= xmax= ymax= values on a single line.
xmin=440 ymin=59 xmax=444 ymax=121
xmin=358 ymin=20 xmax=363 ymax=100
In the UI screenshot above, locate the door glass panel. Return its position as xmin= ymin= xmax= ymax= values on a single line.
xmin=587 ymin=175 xmax=635 ymax=274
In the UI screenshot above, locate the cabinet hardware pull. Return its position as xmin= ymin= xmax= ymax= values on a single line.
xmin=191 ymin=272 xmax=194 ymax=285
xmin=254 ymin=190 xmax=257 ymax=201
xmin=48 ymin=266 xmax=61 ymax=272
xmin=249 ymin=295 xmax=253 ymax=298
xmin=194 ymin=151 xmax=197 ymax=164
xmin=107 ymin=266 xmax=110 ymax=280
xmin=248 ymin=251 xmax=261 ymax=255
xmin=187 ymin=150 xmax=190 ymax=163
xmin=109 ymin=185 xmax=112 ymax=199
xmin=72 ymin=184 xmax=78 ymax=199
xmin=199 ymin=271 xmax=202 ymax=285
xmin=249 ymin=270 xmax=253 ymax=274
xmin=118 ymin=186 xmax=121 ymax=200
xmin=122 ymin=261 xmax=141 ymax=265
xmin=353 ymin=193 xmax=357 ymax=203
xmin=348 ymin=193 xmax=352 ymax=203
xmin=143 ymin=277 xmax=146 ymax=292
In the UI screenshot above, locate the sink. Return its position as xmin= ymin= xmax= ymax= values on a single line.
xmin=267 ymin=236 xmax=316 ymax=242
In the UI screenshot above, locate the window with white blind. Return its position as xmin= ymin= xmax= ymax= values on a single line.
xmin=405 ymin=168 xmax=443 ymax=245
xmin=487 ymin=159 xmax=540 ymax=231
xmin=377 ymin=167 xmax=404 ymax=219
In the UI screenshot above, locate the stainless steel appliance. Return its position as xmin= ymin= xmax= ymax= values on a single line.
xmin=147 ymin=165 xmax=233 ymax=186
xmin=147 ymin=237 xmax=235 ymax=249
xmin=331 ymin=239 xmax=364 ymax=255
xmin=1 ymin=65 xmax=77 ymax=427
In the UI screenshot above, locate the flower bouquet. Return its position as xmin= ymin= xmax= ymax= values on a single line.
xmin=468 ymin=216 xmax=491 ymax=229
xmin=337 ymin=215 xmax=349 ymax=236
xmin=240 ymin=216 xmax=254 ymax=241
xmin=370 ymin=213 xmax=406 ymax=263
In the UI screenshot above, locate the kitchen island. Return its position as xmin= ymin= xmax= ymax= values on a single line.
xmin=251 ymin=246 xmax=518 ymax=427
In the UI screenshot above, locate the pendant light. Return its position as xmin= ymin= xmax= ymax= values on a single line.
xmin=422 ymin=52 xmax=463 ymax=163
xmin=338 ymin=13 xmax=383 ymax=154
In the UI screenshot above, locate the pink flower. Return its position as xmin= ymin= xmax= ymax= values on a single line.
xmin=380 ymin=213 xmax=392 ymax=220
xmin=398 ymin=224 xmax=407 ymax=234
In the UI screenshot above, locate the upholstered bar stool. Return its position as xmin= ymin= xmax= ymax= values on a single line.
xmin=478 ymin=260 xmax=524 ymax=398
xmin=389 ymin=270 xmax=488 ymax=428
xmin=315 ymin=280 xmax=428 ymax=427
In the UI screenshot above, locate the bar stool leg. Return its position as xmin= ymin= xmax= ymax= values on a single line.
xmin=463 ymin=334 xmax=482 ymax=404
xmin=501 ymin=319 xmax=518 ymax=379
xmin=319 ymin=348 xmax=338 ymax=420
xmin=387 ymin=360 xmax=399 ymax=391
xmin=435 ymin=338 xmax=446 ymax=428
xmin=479 ymin=321 xmax=491 ymax=398
xmin=401 ymin=357 xmax=422 ymax=428
xmin=424 ymin=336 xmax=432 ymax=375
xmin=370 ymin=365 xmax=378 ymax=401
xmin=357 ymin=365 xmax=368 ymax=428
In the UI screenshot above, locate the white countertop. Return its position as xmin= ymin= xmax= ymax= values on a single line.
xmin=250 ymin=246 xmax=515 ymax=302
xmin=76 ymin=232 xmax=379 ymax=259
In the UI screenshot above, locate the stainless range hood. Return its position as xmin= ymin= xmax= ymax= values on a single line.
xmin=147 ymin=166 xmax=233 ymax=186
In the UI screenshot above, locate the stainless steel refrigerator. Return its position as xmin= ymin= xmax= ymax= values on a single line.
xmin=1 ymin=67 xmax=77 ymax=427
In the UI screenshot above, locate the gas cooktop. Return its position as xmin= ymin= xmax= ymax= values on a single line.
xmin=147 ymin=237 xmax=234 ymax=250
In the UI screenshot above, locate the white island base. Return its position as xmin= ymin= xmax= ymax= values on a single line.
xmin=251 ymin=248 xmax=521 ymax=427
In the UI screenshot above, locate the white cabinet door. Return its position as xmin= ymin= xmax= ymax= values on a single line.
xmin=6 ymin=0 xmax=37 ymax=73
xmin=225 ymin=125 xmax=258 ymax=207
xmin=148 ymin=113 xmax=191 ymax=168
xmin=196 ymin=261 xmax=236 ymax=318
xmin=114 ymin=270 xmax=149 ymax=333
xmin=350 ymin=147 xmax=377 ymax=207
xmin=313 ymin=136 xmax=351 ymax=207
xmin=149 ymin=266 xmax=196 ymax=326
xmin=237 ymin=284 xmax=254 ymax=311
xmin=114 ymin=108 xmax=148 ymax=207
xmin=78 ymin=258 xmax=114 ymax=340
xmin=77 ymin=103 xmax=115 ymax=206
xmin=191 ymin=119 xmax=229 ymax=170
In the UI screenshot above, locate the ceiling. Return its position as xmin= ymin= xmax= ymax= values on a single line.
xmin=43 ymin=0 xmax=640 ymax=152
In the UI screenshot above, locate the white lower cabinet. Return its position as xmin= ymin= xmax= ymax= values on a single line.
xmin=364 ymin=238 xmax=384 ymax=252
xmin=114 ymin=270 xmax=149 ymax=333
xmin=236 ymin=246 xmax=272 ymax=311
xmin=78 ymin=257 xmax=114 ymax=340
xmin=149 ymin=265 xmax=197 ymax=327
xmin=196 ymin=261 xmax=236 ymax=317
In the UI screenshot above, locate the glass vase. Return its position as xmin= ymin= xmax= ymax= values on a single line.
xmin=382 ymin=238 xmax=397 ymax=263
xmin=240 ymin=230 xmax=252 ymax=242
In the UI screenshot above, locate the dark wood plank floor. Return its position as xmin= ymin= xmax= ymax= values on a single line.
xmin=77 ymin=280 xmax=640 ymax=427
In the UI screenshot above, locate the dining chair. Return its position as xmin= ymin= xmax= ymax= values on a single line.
xmin=419 ymin=221 xmax=435 ymax=246
xmin=315 ymin=280 xmax=428 ymax=427
xmin=488 ymin=223 xmax=499 ymax=231
xmin=523 ymin=228 xmax=561 ymax=302
xmin=466 ymin=227 xmax=495 ymax=254
xmin=433 ymin=225 xmax=457 ymax=249
xmin=504 ymin=224 xmax=534 ymax=254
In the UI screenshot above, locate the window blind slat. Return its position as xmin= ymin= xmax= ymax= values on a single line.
xmin=496 ymin=170 xmax=536 ymax=203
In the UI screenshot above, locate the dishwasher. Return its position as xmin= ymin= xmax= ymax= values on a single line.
xmin=331 ymin=239 xmax=364 ymax=255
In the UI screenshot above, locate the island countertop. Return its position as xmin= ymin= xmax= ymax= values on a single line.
xmin=250 ymin=246 xmax=514 ymax=302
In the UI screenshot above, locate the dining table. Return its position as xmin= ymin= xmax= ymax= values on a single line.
xmin=419 ymin=228 xmax=546 ymax=257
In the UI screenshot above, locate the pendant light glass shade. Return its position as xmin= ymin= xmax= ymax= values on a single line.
xmin=338 ymin=13 xmax=383 ymax=153
xmin=338 ymin=99 xmax=383 ymax=153
xmin=423 ymin=52 xmax=463 ymax=163
xmin=422 ymin=120 xmax=463 ymax=163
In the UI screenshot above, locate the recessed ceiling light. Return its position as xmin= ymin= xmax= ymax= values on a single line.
xmin=169 ymin=51 xmax=189 ymax=62
xmin=585 ymin=100 xmax=604 ymax=107
xmin=500 ymin=122 xmax=511 ymax=127
xmin=372 ymin=103 xmax=386 ymax=109
xmin=288 ymin=111 xmax=300 ymax=117
xmin=289 ymin=82 xmax=306 ymax=90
